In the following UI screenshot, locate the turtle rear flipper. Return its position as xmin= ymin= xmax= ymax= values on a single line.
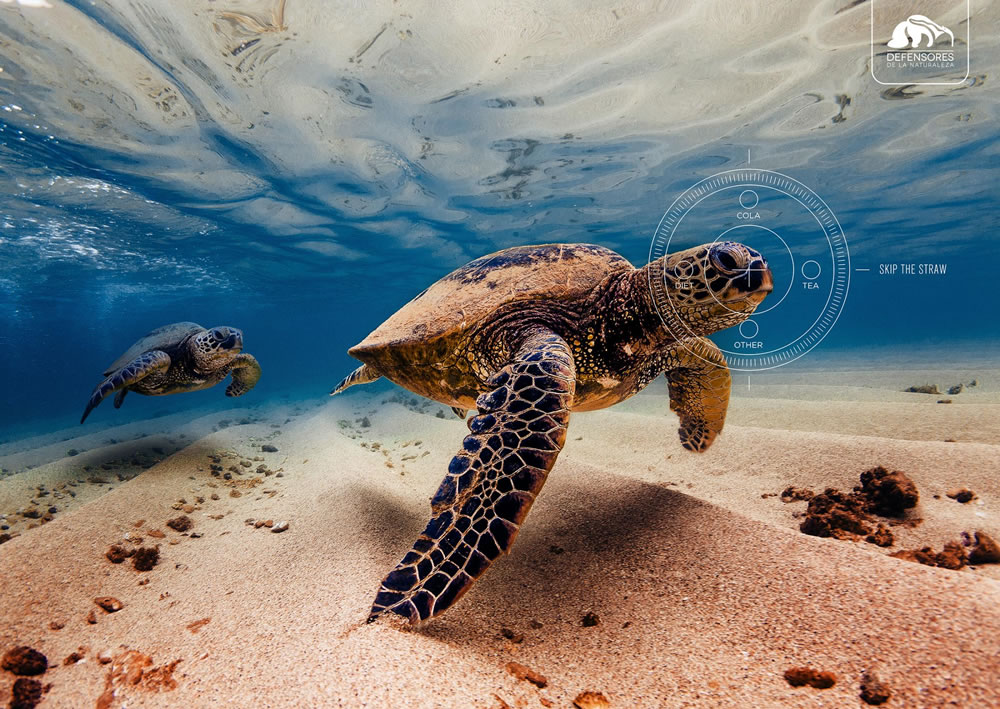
xmin=664 ymin=337 xmax=730 ymax=452
xmin=114 ymin=389 xmax=128 ymax=409
xmin=226 ymin=353 xmax=262 ymax=397
xmin=330 ymin=363 xmax=380 ymax=396
xmin=369 ymin=327 xmax=575 ymax=623
xmin=80 ymin=350 xmax=170 ymax=424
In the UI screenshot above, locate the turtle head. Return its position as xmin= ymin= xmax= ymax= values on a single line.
xmin=656 ymin=242 xmax=772 ymax=336
xmin=190 ymin=326 xmax=244 ymax=371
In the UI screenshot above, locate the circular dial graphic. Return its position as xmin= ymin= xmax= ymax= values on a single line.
xmin=649 ymin=169 xmax=850 ymax=371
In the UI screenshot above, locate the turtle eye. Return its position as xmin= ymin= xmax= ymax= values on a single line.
xmin=710 ymin=244 xmax=743 ymax=275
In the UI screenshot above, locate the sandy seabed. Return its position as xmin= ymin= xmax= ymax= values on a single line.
xmin=1 ymin=366 xmax=998 ymax=708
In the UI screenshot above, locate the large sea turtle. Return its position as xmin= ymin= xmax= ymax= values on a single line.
xmin=331 ymin=241 xmax=772 ymax=623
xmin=80 ymin=322 xmax=261 ymax=423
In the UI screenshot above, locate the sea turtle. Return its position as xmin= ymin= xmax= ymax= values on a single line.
xmin=80 ymin=322 xmax=261 ymax=424
xmin=331 ymin=241 xmax=772 ymax=623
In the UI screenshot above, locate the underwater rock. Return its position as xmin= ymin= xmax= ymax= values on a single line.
xmin=500 ymin=627 xmax=524 ymax=643
xmin=261 ymin=444 xmax=278 ymax=452
xmin=581 ymin=611 xmax=600 ymax=627
xmin=166 ymin=515 xmax=193 ymax=532
xmin=2 ymin=646 xmax=48 ymax=675
xmin=106 ymin=545 xmax=134 ymax=563
xmin=799 ymin=488 xmax=873 ymax=540
xmin=505 ymin=661 xmax=547 ymax=688
xmin=133 ymin=547 xmax=160 ymax=572
xmin=860 ymin=670 xmax=891 ymax=705
xmin=946 ymin=488 xmax=975 ymax=503
xmin=903 ymin=384 xmax=939 ymax=394
xmin=857 ymin=466 xmax=918 ymax=516
xmin=947 ymin=383 xmax=964 ymax=395
xmin=890 ymin=542 xmax=967 ymax=570
xmin=271 ymin=521 xmax=289 ymax=533
xmin=967 ymin=531 xmax=1000 ymax=564
xmin=573 ymin=691 xmax=611 ymax=709
xmin=94 ymin=597 xmax=123 ymax=613
xmin=866 ymin=523 xmax=894 ymax=548
xmin=780 ymin=486 xmax=815 ymax=502
xmin=10 ymin=677 xmax=43 ymax=709
xmin=799 ymin=467 xmax=919 ymax=545
xmin=63 ymin=649 xmax=85 ymax=665
xmin=784 ymin=667 xmax=836 ymax=689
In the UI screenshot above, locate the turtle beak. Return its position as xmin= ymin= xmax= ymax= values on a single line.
xmin=222 ymin=330 xmax=242 ymax=351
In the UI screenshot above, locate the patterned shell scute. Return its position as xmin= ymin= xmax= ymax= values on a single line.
xmin=104 ymin=322 xmax=204 ymax=375
xmin=352 ymin=244 xmax=632 ymax=354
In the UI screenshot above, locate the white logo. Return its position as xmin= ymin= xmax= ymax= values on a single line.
xmin=887 ymin=15 xmax=954 ymax=49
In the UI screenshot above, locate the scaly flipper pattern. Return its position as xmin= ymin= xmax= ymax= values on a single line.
xmin=664 ymin=337 xmax=730 ymax=452
xmin=330 ymin=363 xmax=381 ymax=396
xmin=369 ymin=327 xmax=576 ymax=623
xmin=80 ymin=350 xmax=170 ymax=423
xmin=226 ymin=353 xmax=262 ymax=397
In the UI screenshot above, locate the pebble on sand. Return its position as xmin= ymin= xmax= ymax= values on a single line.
xmin=946 ymin=488 xmax=975 ymax=503
xmin=505 ymin=661 xmax=547 ymax=688
xmin=968 ymin=531 xmax=1000 ymax=565
xmin=860 ymin=670 xmax=891 ymax=705
xmin=784 ymin=666 xmax=836 ymax=689
xmin=271 ymin=521 xmax=289 ymax=533
xmin=94 ymin=597 xmax=123 ymax=613
xmin=573 ymin=691 xmax=611 ymax=709
xmin=166 ymin=515 xmax=193 ymax=532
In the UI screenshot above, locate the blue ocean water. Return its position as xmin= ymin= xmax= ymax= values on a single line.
xmin=0 ymin=2 xmax=997 ymax=435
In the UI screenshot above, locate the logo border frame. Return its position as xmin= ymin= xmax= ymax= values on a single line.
xmin=870 ymin=0 xmax=970 ymax=87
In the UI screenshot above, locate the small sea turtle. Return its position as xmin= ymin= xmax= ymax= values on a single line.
xmin=80 ymin=322 xmax=260 ymax=423
xmin=332 ymin=242 xmax=772 ymax=622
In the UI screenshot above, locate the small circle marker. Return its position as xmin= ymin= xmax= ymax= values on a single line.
xmin=739 ymin=190 xmax=759 ymax=209
xmin=801 ymin=260 xmax=822 ymax=280
xmin=739 ymin=319 xmax=759 ymax=339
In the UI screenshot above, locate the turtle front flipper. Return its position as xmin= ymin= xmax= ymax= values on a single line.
xmin=369 ymin=327 xmax=576 ymax=623
xmin=80 ymin=350 xmax=170 ymax=424
xmin=663 ymin=337 xmax=731 ymax=452
xmin=225 ymin=353 xmax=261 ymax=397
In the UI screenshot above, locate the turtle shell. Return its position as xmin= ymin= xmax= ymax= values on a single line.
xmin=350 ymin=244 xmax=632 ymax=362
xmin=104 ymin=322 xmax=204 ymax=375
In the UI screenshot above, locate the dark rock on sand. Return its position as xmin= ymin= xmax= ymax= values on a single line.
xmin=166 ymin=515 xmax=193 ymax=532
xmin=946 ymin=488 xmax=975 ymax=503
xmin=106 ymin=545 xmax=133 ymax=564
xmin=903 ymin=384 xmax=939 ymax=394
xmin=505 ymin=661 xmax=547 ymax=688
xmin=94 ymin=597 xmax=123 ymax=613
xmin=784 ymin=666 xmax=836 ymax=688
xmin=890 ymin=542 xmax=967 ymax=570
xmin=857 ymin=466 xmax=918 ymax=516
xmin=780 ymin=486 xmax=815 ymax=503
xmin=860 ymin=670 xmax=891 ymax=705
xmin=968 ymin=531 xmax=1000 ymax=565
xmin=10 ymin=677 xmax=43 ymax=709
xmin=1 ymin=646 xmax=48 ymax=675
xmin=133 ymin=546 xmax=160 ymax=572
